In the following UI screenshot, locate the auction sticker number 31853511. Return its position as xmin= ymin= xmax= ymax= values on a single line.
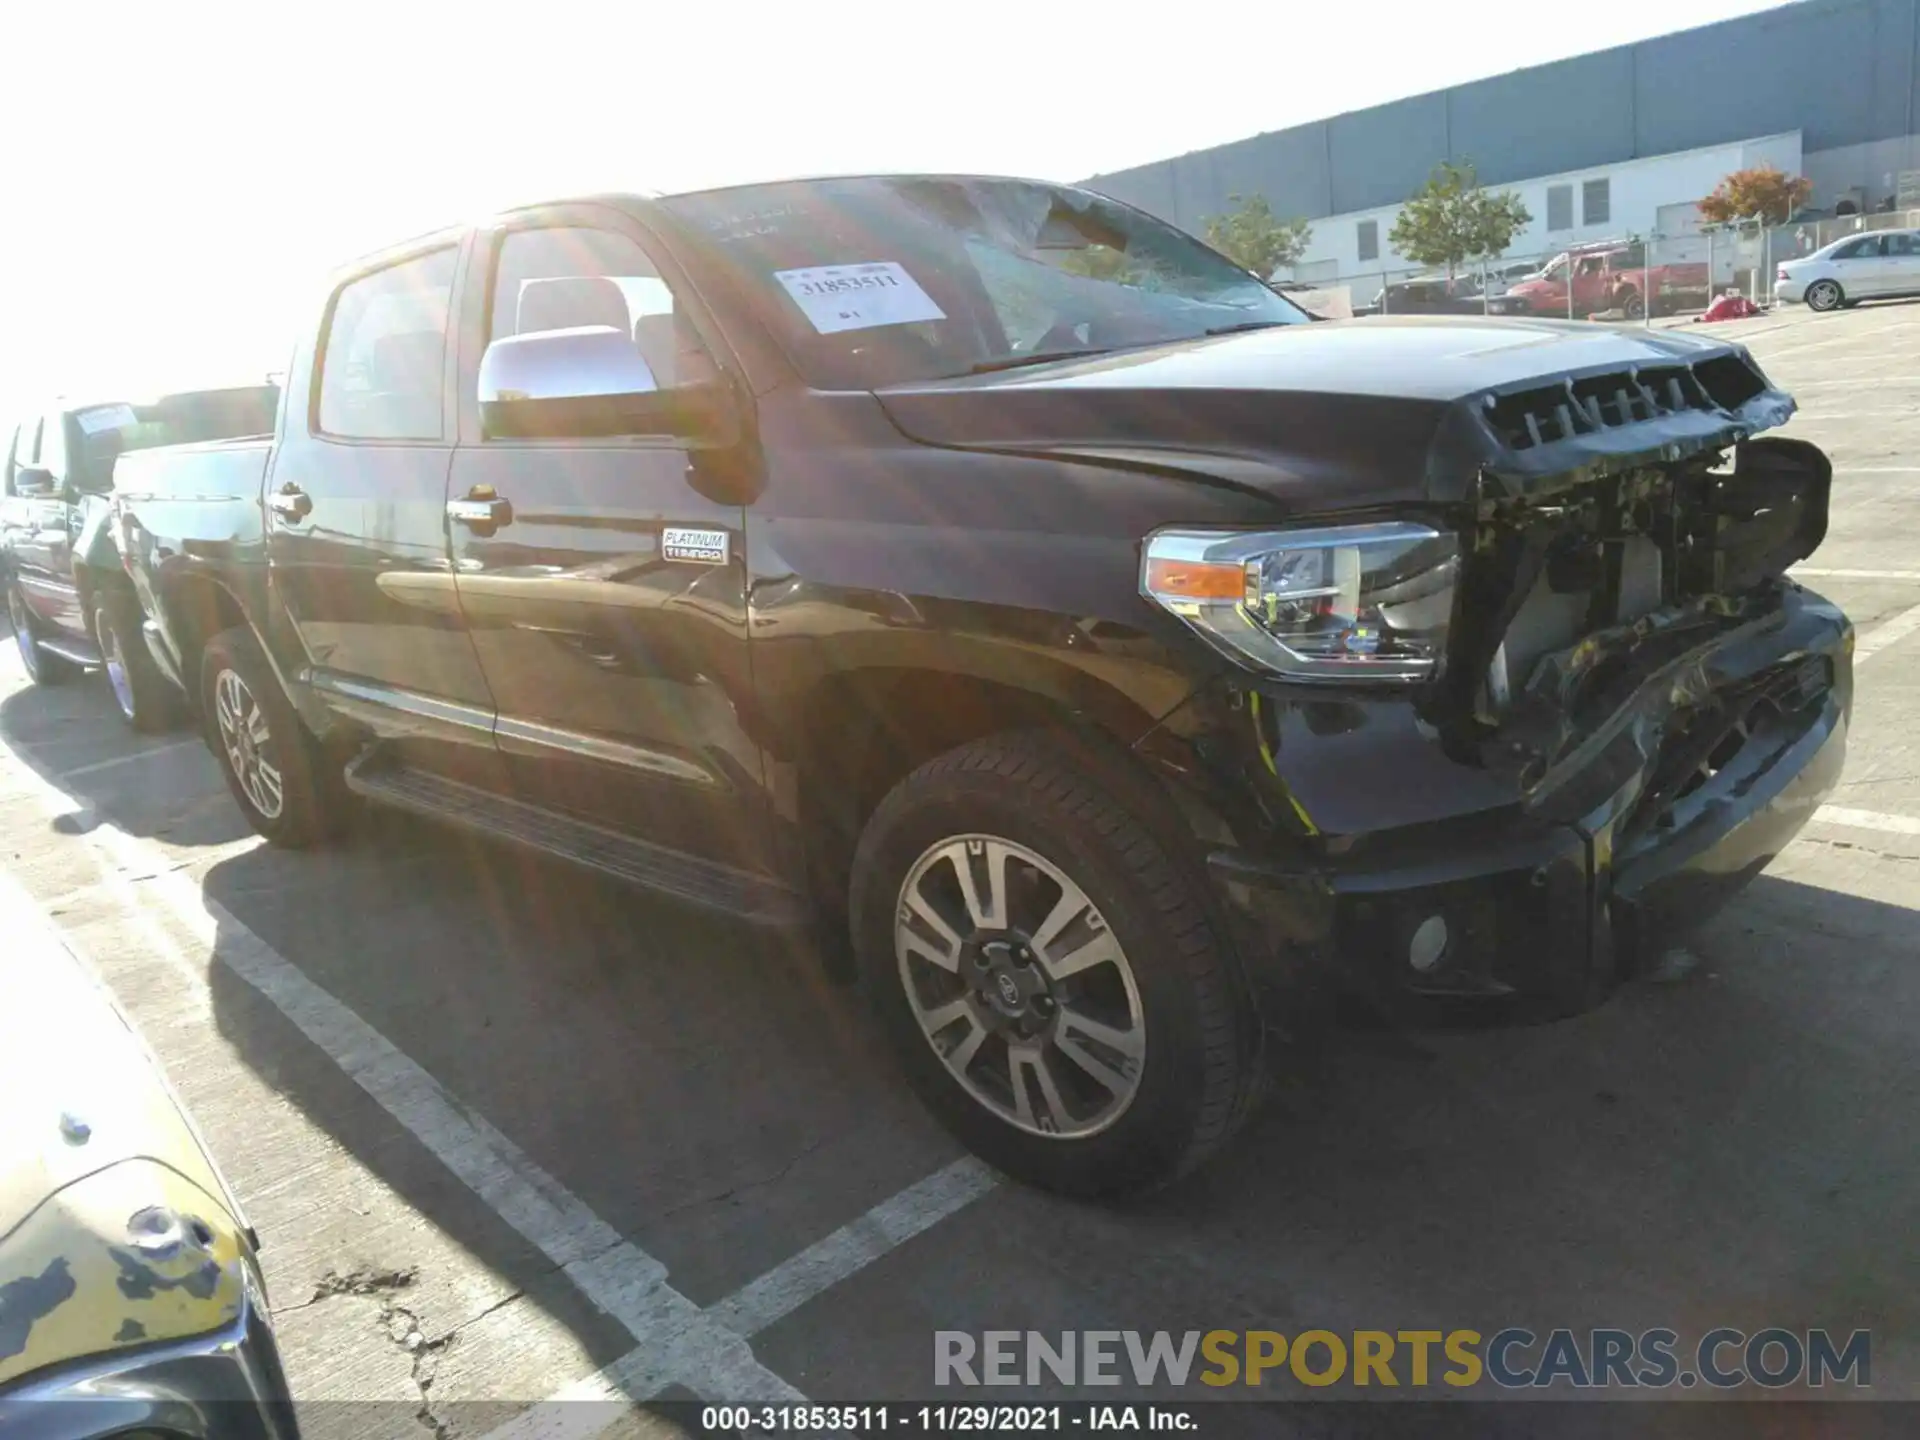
xmin=774 ymin=262 xmax=947 ymax=334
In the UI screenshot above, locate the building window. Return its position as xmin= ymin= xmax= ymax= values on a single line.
xmin=1357 ymin=220 xmax=1378 ymax=263
xmin=1547 ymin=185 xmax=1573 ymax=232
xmin=1583 ymin=178 xmax=1610 ymax=227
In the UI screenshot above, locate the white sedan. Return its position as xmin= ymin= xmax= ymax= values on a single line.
xmin=1776 ymin=229 xmax=1920 ymax=311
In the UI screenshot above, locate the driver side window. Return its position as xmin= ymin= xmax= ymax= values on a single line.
xmin=486 ymin=226 xmax=717 ymax=398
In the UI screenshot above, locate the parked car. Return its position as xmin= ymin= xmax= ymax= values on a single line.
xmin=0 ymin=903 xmax=298 ymax=1436
xmin=1358 ymin=275 xmax=1488 ymax=317
xmin=111 ymin=174 xmax=1849 ymax=1197
xmin=1493 ymin=241 xmax=1708 ymax=318
xmin=1775 ymin=229 xmax=1920 ymax=310
xmin=3 ymin=386 xmax=280 ymax=729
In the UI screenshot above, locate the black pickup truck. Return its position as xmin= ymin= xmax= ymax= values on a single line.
xmin=110 ymin=175 xmax=1850 ymax=1196
xmin=4 ymin=386 xmax=280 ymax=728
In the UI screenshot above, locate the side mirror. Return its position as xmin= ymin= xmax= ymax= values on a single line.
xmin=13 ymin=466 xmax=56 ymax=497
xmin=479 ymin=327 xmax=737 ymax=444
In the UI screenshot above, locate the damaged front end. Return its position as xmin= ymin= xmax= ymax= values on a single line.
xmin=1192 ymin=346 xmax=1852 ymax=1010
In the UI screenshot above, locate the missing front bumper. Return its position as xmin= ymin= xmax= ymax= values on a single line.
xmin=1208 ymin=586 xmax=1851 ymax=1009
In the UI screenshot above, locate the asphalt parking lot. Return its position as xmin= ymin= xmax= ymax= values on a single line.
xmin=7 ymin=300 xmax=1920 ymax=1437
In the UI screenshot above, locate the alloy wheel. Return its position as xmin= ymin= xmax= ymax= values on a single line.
xmin=1807 ymin=280 xmax=1842 ymax=312
xmin=213 ymin=667 xmax=284 ymax=820
xmin=10 ymin=589 xmax=42 ymax=681
xmin=97 ymin=611 xmax=135 ymax=720
xmin=894 ymin=834 xmax=1146 ymax=1138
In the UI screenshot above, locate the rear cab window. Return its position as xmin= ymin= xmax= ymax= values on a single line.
xmin=316 ymin=248 xmax=459 ymax=441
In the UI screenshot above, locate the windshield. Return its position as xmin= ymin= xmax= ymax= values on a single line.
xmin=664 ymin=176 xmax=1308 ymax=388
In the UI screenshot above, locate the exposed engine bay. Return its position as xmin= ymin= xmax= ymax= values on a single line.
xmin=1433 ymin=433 xmax=1833 ymax=809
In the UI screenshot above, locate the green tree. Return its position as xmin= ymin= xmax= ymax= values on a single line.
xmin=1203 ymin=194 xmax=1313 ymax=279
xmin=1697 ymin=165 xmax=1814 ymax=226
xmin=1388 ymin=162 xmax=1532 ymax=280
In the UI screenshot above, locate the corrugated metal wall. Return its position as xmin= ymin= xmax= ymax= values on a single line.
xmin=1085 ymin=0 xmax=1920 ymax=228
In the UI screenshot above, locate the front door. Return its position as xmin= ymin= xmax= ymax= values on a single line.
xmin=446 ymin=210 xmax=775 ymax=873
xmin=264 ymin=240 xmax=503 ymax=785
xmin=1880 ymin=231 xmax=1920 ymax=294
xmin=1829 ymin=234 xmax=1888 ymax=296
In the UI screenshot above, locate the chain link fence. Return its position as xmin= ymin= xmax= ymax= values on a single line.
xmin=1280 ymin=208 xmax=1920 ymax=323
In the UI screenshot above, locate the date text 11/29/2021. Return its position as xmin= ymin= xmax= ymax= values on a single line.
xmin=697 ymin=1405 xmax=1194 ymax=1433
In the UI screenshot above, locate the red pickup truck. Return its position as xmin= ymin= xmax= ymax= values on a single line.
xmin=1495 ymin=242 xmax=1710 ymax=319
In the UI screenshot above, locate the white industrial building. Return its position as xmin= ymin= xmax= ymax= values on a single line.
xmin=1286 ymin=132 xmax=1805 ymax=289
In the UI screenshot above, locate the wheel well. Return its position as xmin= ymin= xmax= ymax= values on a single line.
xmin=166 ymin=576 xmax=249 ymax=706
xmin=795 ymin=668 xmax=1126 ymax=913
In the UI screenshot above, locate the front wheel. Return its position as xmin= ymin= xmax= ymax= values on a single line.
xmin=9 ymin=582 xmax=79 ymax=685
xmin=96 ymin=592 xmax=182 ymax=733
xmin=1805 ymin=279 xmax=1845 ymax=312
xmin=1618 ymin=288 xmax=1645 ymax=320
xmin=851 ymin=732 xmax=1263 ymax=1198
xmin=200 ymin=626 xmax=348 ymax=847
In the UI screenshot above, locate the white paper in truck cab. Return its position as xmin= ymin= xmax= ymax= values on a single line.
xmin=76 ymin=404 xmax=138 ymax=435
xmin=773 ymin=262 xmax=946 ymax=335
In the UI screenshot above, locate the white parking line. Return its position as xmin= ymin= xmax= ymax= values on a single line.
xmin=1787 ymin=377 xmax=1920 ymax=387
xmin=1812 ymin=806 xmax=1920 ymax=836
xmin=0 ymin=752 xmax=806 ymax=1403
xmin=486 ymin=1158 xmax=999 ymax=1440
xmin=1831 ymin=466 xmax=1920 ymax=474
xmin=54 ymin=736 xmax=206 ymax=781
xmin=1852 ymin=601 xmax=1920 ymax=663
xmin=1793 ymin=568 xmax=1920 ymax=581
xmin=0 ymin=738 xmax=1001 ymax=1421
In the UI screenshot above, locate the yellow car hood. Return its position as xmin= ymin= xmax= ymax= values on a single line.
xmin=1 ymin=921 xmax=253 ymax=1386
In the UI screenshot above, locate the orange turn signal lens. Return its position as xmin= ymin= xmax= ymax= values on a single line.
xmin=1144 ymin=557 xmax=1245 ymax=601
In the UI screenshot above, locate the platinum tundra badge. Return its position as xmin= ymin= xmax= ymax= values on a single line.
xmin=661 ymin=527 xmax=730 ymax=565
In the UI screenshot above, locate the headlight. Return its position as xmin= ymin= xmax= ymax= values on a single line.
xmin=1142 ymin=521 xmax=1458 ymax=682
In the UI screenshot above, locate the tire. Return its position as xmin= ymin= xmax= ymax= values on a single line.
xmin=1805 ymin=279 xmax=1844 ymax=312
xmin=9 ymin=581 xmax=81 ymax=685
xmin=1618 ymin=288 xmax=1645 ymax=320
xmin=199 ymin=625 xmax=348 ymax=847
xmin=850 ymin=730 xmax=1263 ymax=1198
xmin=95 ymin=590 xmax=183 ymax=733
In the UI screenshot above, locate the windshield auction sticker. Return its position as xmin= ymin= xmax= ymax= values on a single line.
xmin=774 ymin=262 xmax=946 ymax=334
xmin=75 ymin=403 xmax=139 ymax=434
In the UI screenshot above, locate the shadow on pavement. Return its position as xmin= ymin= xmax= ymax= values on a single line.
xmin=1 ymin=674 xmax=252 ymax=847
xmin=198 ymin=806 xmax=964 ymax=1307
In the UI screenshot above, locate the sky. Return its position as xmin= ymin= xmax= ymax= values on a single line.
xmin=0 ymin=0 xmax=1791 ymax=418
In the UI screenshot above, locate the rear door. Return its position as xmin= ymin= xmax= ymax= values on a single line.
xmin=446 ymin=206 xmax=776 ymax=873
xmin=264 ymin=239 xmax=505 ymax=786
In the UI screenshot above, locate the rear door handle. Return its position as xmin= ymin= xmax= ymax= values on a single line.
xmin=267 ymin=485 xmax=312 ymax=522
xmin=447 ymin=496 xmax=513 ymax=530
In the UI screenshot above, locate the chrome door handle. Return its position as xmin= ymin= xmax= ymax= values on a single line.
xmin=267 ymin=486 xmax=312 ymax=521
xmin=447 ymin=497 xmax=513 ymax=529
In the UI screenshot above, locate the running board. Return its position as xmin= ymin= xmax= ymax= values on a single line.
xmin=343 ymin=757 xmax=811 ymax=926
xmin=38 ymin=634 xmax=101 ymax=667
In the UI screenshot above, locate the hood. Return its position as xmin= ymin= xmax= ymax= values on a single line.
xmin=874 ymin=317 xmax=1794 ymax=508
xmin=1 ymin=922 xmax=253 ymax=1384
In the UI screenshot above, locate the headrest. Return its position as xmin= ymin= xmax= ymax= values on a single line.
xmin=516 ymin=277 xmax=632 ymax=336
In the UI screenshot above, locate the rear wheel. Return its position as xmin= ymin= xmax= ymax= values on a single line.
xmin=9 ymin=582 xmax=79 ymax=685
xmin=1618 ymin=288 xmax=1645 ymax=320
xmin=1805 ymin=278 xmax=1844 ymax=312
xmin=851 ymin=731 xmax=1263 ymax=1198
xmin=96 ymin=592 xmax=182 ymax=733
xmin=200 ymin=626 xmax=348 ymax=847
